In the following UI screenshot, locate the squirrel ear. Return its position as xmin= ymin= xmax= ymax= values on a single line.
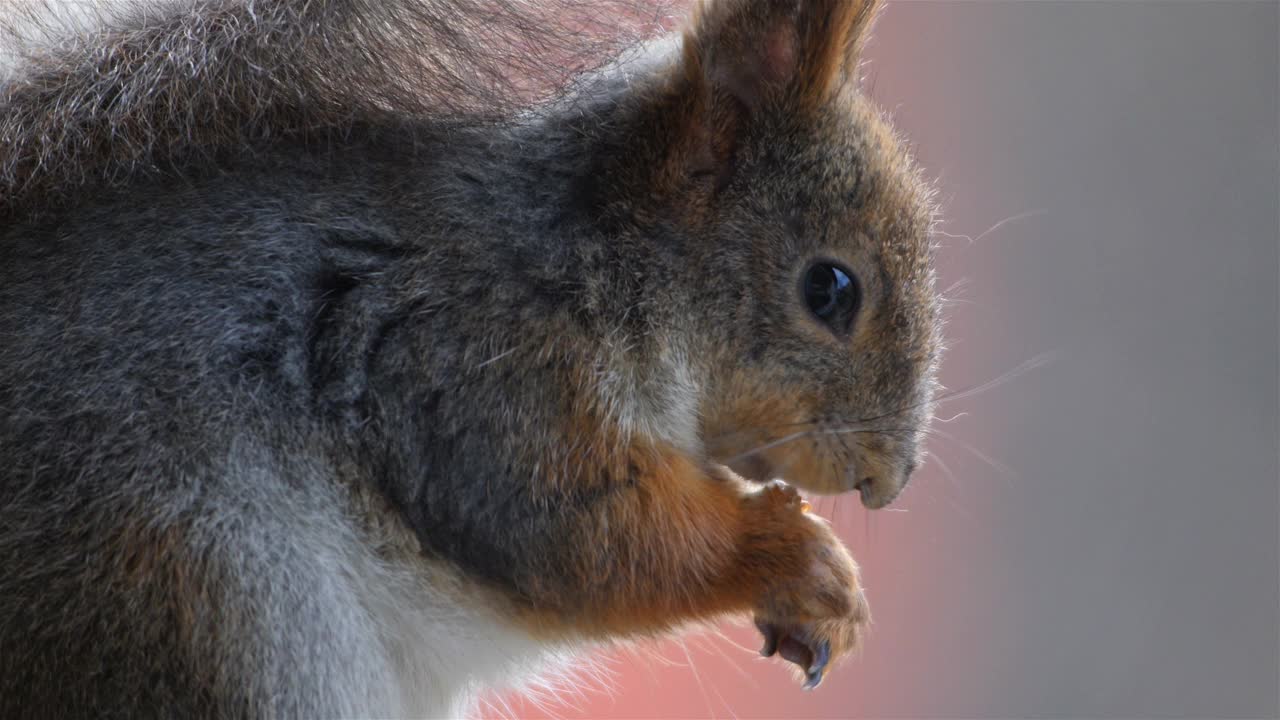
xmin=611 ymin=0 xmax=879 ymax=210
xmin=683 ymin=0 xmax=880 ymax=114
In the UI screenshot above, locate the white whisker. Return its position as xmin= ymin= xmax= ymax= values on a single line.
xmin=934 ymin=352 xmax=1056 ymax=407
xmin=929 ymin=426 xmax=1016 ymax=482
xmin=932 ymin=209 xmax=1047 ymax=245
xmin=475 ymin=345 xmax=520 ymax=369
xmin=971 ymin=209 xmax=1047 ymax=244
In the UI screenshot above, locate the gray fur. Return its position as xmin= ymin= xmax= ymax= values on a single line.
xmin=0 ymin=0 xmax=941 ymax=716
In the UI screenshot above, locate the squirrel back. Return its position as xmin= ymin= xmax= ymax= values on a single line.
xmin=0 ymin=0 xmax=941 ymax=716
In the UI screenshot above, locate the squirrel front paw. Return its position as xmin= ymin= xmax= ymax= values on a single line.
xmin=745 ymin=482 xmax=869 ymax=689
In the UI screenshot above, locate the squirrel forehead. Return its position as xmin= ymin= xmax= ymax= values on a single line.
xmin=743 ymin=96 xmax=934 ymax=265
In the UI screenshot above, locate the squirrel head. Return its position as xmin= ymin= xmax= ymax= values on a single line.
xmin=585 ymin=0 xmax=940 ymax=507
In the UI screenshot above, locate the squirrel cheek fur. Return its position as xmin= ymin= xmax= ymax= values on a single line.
xmin=0 ymin=0 xmax=940 ymax=715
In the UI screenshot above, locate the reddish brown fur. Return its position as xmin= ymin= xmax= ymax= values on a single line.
xmin=512 ymin=439 xmax=868 ymax=667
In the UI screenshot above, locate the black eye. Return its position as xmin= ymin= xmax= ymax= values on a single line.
xmin=802 ymin=262 xmax=861 ymax=334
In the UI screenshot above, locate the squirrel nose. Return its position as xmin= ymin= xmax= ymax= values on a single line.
xmin=854 ymin=471 xmax=907 ymax=509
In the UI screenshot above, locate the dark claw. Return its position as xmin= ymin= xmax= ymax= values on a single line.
xmin=803 ymin=639 xmax=831 ymax=690
xmin=756 ymin=621 xmax=780 ymax=657
xmin=758 ymin=622 xmax=831 ymax=689
xmin=777 ymin=634 xmax=812 ymax=668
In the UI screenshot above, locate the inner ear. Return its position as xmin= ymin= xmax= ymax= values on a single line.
xmin=706 ymin=12 xmax=800 ymax=112
xmin=690 ymin=0 xmax=880 ymax=114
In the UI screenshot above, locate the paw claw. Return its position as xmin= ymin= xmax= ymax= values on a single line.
xmin=756 ymin=620 xmax=780 ymax=657
xmin=748 ymin=491 xmax=865 ymax=690
xmin=803 ymin=640 xmax=831 ymax=689
xmin=803 ymin=669 xmax=823 ymax=690
xmin=777 ymin=634 xmax=811 ymax=669
xmin=755 ymin=620 xmax=839 ymax=689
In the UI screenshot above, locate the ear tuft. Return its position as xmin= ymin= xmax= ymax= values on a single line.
xmin=621 ymin=0 xmax=881 ymax=212
xmin=796 ymin=0 xmax=879 ymax=107
xmin=687 ymin=0 xmax=880 ymax=112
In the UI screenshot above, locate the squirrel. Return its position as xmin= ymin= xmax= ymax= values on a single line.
xmin=0 ymin=0 xmax=941 ymax=717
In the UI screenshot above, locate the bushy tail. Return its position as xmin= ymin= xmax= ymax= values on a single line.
xmin=0 ymin=0 xmax=677 ymax=219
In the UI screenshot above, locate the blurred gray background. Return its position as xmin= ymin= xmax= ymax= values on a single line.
xmin=873 ymin=1 xmax=1279 ymax=716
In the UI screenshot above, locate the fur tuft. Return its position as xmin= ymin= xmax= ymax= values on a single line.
xmin=0 ymin=0 xmax=677 ymax=219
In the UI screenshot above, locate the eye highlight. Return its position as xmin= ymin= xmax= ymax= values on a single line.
xmin=802 ymin=262 xmax=861 ymax=335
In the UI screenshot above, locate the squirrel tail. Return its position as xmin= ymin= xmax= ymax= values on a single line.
xmin=0 ymin=0 xmax=676 ymax=218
